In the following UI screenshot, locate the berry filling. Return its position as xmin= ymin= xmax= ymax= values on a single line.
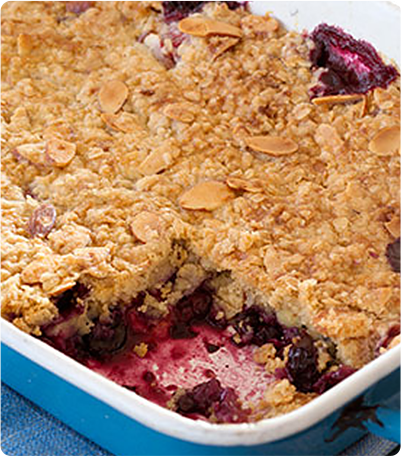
xmin=39 ymin=275 xmax=356 ymax=422
xmin=177 ymin=378 xmax=249 ymax=423
xmin=162 ymin=1 xmax=246 ymax=24
xmin=309 ymin=24 xmax=398 ymax=97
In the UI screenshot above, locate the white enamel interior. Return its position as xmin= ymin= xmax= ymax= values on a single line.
xmin=2 ymin=0 xmax=400 ymax=447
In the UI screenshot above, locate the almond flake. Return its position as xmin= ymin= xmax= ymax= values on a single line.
xmin=179 ymin=181 xmax=234 ymax=211
xmin=163 ymin=103 xmax=195 ymax=123
xmin=178 ymin=17 xmax=242 ymax=38
xmin=17 ymin=33 xmax=34 ymax=56
xmin=368 ymin=126 xmax=400 ymax=156
xmin=138 ymin=148 xmax=172 ymax=175
xmin=98 ymin=80 xmax=128 ymax=114
xmin=49 ymin=281 xmax=78 ymax=296
xmin=209 ymin=37 xmax=240 ymax=60
xmin=245 ymin=135 xmax=298 ymax=156
xmin=312 ymin=94 xmax=364 ymax=107
xmin=130 ymin=211 xmax=164 ymax=243
xmin=28 ymin=204 xmax=57 ymax=238
xmin=46 ymin=138 xmax=76 ymax=167
xmin=359 ymin=95 xmax=368 ymax=118
xmin=226 ymin=176 xmax=263 ymax=193
xmin=14 ymin=143 xmax=45 ymax=164
xmin=101 ymin=112 xmax=143 ymax=133
xmin=385 ymin=216 xmax=400 ymax=238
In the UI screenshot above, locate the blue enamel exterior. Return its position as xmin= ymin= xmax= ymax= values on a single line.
xmin=2 ymin=344 xmax=399 ymax=455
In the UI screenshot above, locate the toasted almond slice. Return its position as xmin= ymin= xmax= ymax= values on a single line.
xmin=359 ymin=95 xmax=368 ymax=118
xmin=385 ymin=216 xmax=400 ymax=238
xmin=164 ymin=103 xmax=195 ymax=123
xmin=28 ymin=204 xmax=57 ymax=238
xmin=17 ymin=33 xmax=34 ymax=56
xmin=178 ymin=17 xmax=242 ymax=38
xmin=179 ymin=181 xmax=234 ymax=211
xmin=49 ymin=281 xmax=78 ymax=296
xmin=130 ymin=211 xmax=164 ymax=243
xmin=209 ymin=37 xmax=240 ymax=60
xmin=46 ymin=138 xmax=76 ymax=167
xmin=368 ymin=126 xmax=400 ymax=156
xmin=98 ymin=80 xmax=128 ymax=113
xmin=138 ymin=148 xmax=172 ymax=175
xmin=101 ymin=112 xmax=143 ymax=133
xmin=245 ymin=135 xmax=298 ymax=156
xmin=312 ymin=94 xmax=364 ymax=107
xmin=14 ymin=143 xmax=46 ymax=164
xmin=226 ymin=176 xmax=263 ymax=193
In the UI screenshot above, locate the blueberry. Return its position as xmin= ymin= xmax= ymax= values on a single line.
xmin=171 ymin=288 xmax=212 ymax=339
xmin=177 ymin=378 xmax=223 ymax=416
xmin=231 ymin=306 xmax=282 ymax=347
xmin=176 ymin=379 xmax=249 ymax=422
xmin=286 ymin=335 xmax=320 ymax=393
xmin=385 ymin=238 xmax=400 ymax=273
xmin=82 ymin=308 xmax=127 ymax=358
xmin=313 ymin=365 xmax=356 ymax=394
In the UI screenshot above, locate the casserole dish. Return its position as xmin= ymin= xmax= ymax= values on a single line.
xmin=2 ymin=1 xmax=400 ymax=454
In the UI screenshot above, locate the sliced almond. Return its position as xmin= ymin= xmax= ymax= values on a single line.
xmin=138 ymin=148 xmax=172 ymax=175
xmin=263 ymin=245 xmax=284 ymax=279
xmin=49 ymin=281 xmax=78 ymax=296
xmin=98 ymin=80 xmax=128 ymax=113
xmin=28 ymin=204 xmax=57 ymax=238
xmin=101 ymin=112 xmax=143 ymax=133
xmin=226 ymin=176 xmax=263 ymax=193
xmin=385 ymin=216 xmax=400 ymax=238
xmin=130 ymin=211 xmax=164 ymax=243
xmin=245 ymin=135 xmax=298 ymax=156
xmin=46 ymin=138 xmax=76 ymax=167
xmin=17 ymin=33 xmax=34 ymax=56
xmin=163 ymin=103 xmax=195 ymax=123
xmin=368 ymin=126 xmax=400 ymax=156
xmin=358 ymin=95 xmax=368 ymax=118
xmin=312 ymin=94 xmax=364 ymax=107
xmin=209 ymin=37 xmax=239 ymax=60
xmin=14 ymin=143 xmax=45 ymax=164
xmin=179 ymin=181 xmax=234 ymax=211
xmin=178 ymin=17 xmax=242 ymax=38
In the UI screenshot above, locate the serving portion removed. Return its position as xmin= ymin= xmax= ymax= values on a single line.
xmin=1 ymin=1 xmax=400 ymax=424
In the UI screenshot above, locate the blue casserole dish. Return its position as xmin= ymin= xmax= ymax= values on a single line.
xmin=2 ymin=1 xmax=400 ymax=454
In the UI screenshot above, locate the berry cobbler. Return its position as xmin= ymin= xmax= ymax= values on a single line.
xmin=2 ymin=1 xmax=400 ymax=423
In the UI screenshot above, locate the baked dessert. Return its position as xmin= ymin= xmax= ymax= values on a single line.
xmin=2 ymin=1 xmax=400 ymax=423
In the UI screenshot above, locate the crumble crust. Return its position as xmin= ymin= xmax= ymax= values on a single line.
xmin=2 ymin=1 xmax=399 ymax=418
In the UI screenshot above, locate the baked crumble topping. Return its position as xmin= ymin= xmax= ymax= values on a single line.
xmin=1 ymin=1 xmax=399 ymax=423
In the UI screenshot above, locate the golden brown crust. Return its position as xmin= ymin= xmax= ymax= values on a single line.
xmin=1 ymin=1 xmax=399 ymax=407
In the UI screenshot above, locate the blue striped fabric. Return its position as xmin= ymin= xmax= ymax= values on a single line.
xmin=1 ymin=383 xmax=398 ymax=456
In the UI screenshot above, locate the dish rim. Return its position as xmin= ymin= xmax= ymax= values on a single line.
xmin=2 ymin=319 xmax=400 ymax=446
